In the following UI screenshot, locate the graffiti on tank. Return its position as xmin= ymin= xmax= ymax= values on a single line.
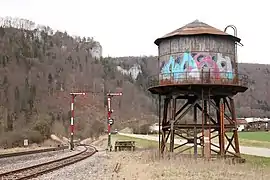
xmin=160 ymin=52 xmax=234 ymax=80
xmin=160 ymin=52 xmax=199 ymax=79
xmin=216 ymin=53 xmax=233 ymax=79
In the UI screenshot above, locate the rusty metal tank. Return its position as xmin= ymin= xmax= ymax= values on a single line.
xmin=149 ymin=20 xmax=248 ymax=95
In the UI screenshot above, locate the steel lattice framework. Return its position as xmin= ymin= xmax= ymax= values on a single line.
xmin=148 ymin=71 xmax=248 ymax=160
xmin=157 ymin=91 xmax=243 ymax=158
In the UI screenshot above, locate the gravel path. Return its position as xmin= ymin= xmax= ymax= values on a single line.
xmin=118 ymin=133 xmax=270 ymax=157
xmin=32 ymin=150 xmax=111 ymax=180
xmin=0 ymin=147 xmax=83 ymax=174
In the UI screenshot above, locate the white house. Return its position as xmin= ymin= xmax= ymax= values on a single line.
xmin=149 ymin=123 xmax=160 ymax=133
xmin=236 ymin=118 xmax=248 ymax=131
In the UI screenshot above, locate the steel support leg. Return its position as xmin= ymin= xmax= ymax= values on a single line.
xmin=170 ymin=97 xmax=176 ymax=153
xmin=193 ymin=105 xmax=198 ymax=157
xmin=158 ymin=95 xmax=161 ymax=158
xmin=230 ymin=97 xmax=240 ymax=156
xmin=161 ymin=97 xmax=170 ymax=155
xmin=203 ymin=100 xmax=210 ymax=159
xmin=220 ymin=102 xmax=225 ymax=157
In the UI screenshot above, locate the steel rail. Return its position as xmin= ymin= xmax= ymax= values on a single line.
xmin=0 ymin=146 xmax=68 ymax=159
xmin=0 ymin=145 xmax=97 ymax=180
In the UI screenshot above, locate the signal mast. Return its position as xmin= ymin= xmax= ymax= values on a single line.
xmin=107 ymin=92 xmax=123 ymax=151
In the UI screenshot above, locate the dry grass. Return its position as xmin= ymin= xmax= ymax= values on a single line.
xmin=95 ymin=134 xmax=270 ymax=180
xmin=107 ymin=150 xmax=270 ymax=180
xmin=112 ymin=134 xmax=270 ymax=165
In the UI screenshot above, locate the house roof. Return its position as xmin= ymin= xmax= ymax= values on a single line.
xmin=236 ymin=119 xmax=248 ymax=124
xmin=154 ymin=19 xmax=241 ymax=45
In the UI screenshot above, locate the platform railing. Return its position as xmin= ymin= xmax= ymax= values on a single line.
xmin=148 ymin=71 xmax=249 ymax=88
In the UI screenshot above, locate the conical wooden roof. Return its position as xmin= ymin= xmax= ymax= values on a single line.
xmin=154 ymin=20 xmax=240 ymax=45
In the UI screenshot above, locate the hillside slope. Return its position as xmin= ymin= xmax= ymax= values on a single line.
xmin=0 ymin=18 xmax=156 ymax=147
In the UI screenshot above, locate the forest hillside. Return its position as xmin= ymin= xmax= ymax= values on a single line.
xmin=0 ymin=17 xmax=156 ymax=148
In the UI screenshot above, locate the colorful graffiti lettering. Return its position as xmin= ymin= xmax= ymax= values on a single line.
xmin=160 ymin=52 xmax=234 ymax=80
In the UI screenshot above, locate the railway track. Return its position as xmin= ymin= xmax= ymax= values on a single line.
xmin=0 ymin=145 xmax=97 ymax=180
xmin=0 ymin=146 xmax=68 ymax=159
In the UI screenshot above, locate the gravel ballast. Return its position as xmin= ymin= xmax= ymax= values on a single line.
xmin=32 ymin=150 xmax=111 ymax=180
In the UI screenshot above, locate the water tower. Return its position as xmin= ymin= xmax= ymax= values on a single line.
xmin=148 ymin=20 xmax=248 ymax=159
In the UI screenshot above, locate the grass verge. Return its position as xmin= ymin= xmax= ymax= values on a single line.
xmin=228 ymin=131 xmax=270 ymax=148
xmin=149 ymin=132 xmax=270 ymax=148
xmin=231 ymin=131 xmax=270 ymax=142
xmin=112 ymin=134 xmax=270 ymax=167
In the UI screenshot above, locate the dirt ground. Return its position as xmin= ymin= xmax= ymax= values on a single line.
xmin=91 ymin=136 xmax=270 ymax=180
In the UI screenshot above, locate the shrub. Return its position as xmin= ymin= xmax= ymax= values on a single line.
xmin=76 ymin=120 xmax=105 ymax=139
xmin=32 ymin=120 xmax=51 ymax=139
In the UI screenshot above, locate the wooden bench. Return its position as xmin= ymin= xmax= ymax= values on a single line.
xmin=114 ymin=140 xmax=135 ymax=151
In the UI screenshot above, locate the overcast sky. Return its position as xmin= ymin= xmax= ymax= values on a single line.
xmin=0 ymin=0 xmax=269 ymax=64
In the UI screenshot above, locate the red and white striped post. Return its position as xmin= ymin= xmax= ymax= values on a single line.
xmin=69 ymin=92 xmax=86 ymax=150
xmin=107 ymin=92 xmax=122 ymax=151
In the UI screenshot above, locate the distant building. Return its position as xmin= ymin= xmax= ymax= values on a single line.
xmin=236 ymin=118 xmax=248 ymax=131
xmin=149 ymin=123 xmax=160 ymax=133
xmin=237 ymin=117 xmax=270 ymax=131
